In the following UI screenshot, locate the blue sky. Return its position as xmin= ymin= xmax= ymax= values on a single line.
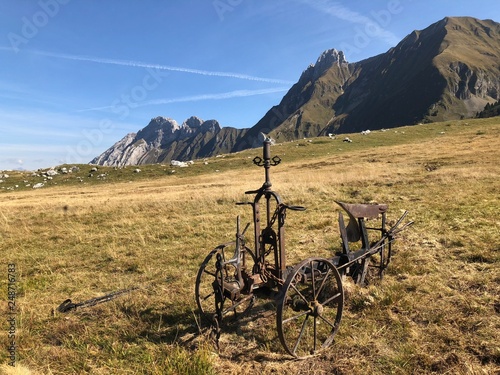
xmin=1 ymin=0 xmax=499 ymax=170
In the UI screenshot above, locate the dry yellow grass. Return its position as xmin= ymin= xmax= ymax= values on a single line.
xmin=0 ymin=119 xmax=499 ymax=374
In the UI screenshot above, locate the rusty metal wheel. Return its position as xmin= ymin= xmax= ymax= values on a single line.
xmin=195 ymin=243 xmax=255 ymax=325
xmin=276 ymin=257 xmax=344 ymax=358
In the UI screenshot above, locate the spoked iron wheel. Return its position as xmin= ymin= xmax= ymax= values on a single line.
xmin=195 ymin=243 xmax=255 ymax=325
xmin=277 ymin=257 xmax=344 ymax=358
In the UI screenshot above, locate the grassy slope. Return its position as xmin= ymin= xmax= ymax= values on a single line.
xmin=431 ymin=18 xmax=500 ymax=122
xmin=0 ymin=118 xmax=499 ymax=374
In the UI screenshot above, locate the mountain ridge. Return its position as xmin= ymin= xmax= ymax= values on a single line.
xmin=91 ymin=16 xmax=500 ymax=167
xmin=90 ymin=116 xmax=247 ymax=166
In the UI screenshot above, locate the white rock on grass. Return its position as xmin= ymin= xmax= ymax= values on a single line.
xmin=171 ymin=160 xmax=189 ymax=168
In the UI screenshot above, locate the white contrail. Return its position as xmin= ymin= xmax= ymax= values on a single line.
xmin=79 ymin=87 xmax=289 ymax=112
xmin=31 ymin=50 xmax=295 ymax=85
xmin=140 ymin=87 xmax=289 ymax=106
xmin=298 ymin=0 xmax=400 ymax=45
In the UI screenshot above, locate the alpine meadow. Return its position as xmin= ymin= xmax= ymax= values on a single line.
xmin=1 ymin=118 xmax=499 ymax=374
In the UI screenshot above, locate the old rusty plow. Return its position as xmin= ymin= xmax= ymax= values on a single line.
xmin=195 ymin=139 xmax=413 ymax=358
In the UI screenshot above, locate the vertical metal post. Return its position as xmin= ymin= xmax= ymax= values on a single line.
xmin=263 ymin=140 xmax=272 ymax=228
xmin=277 ymin=206 xmax=286 ymax=280
xmin=254 ymin=201 xmax=261 ymax=260
xmin=263 ymin=140 xmax=272 ymax=190
xmin=380 ymin=212 xmax=386 ymax=277
xmin=249 ymin=139 xmax=284 ymax=277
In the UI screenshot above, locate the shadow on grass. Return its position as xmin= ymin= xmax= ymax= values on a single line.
xmin=120 ymin=289 xmax=288 ymax=360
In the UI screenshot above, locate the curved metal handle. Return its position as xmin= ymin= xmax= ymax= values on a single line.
xmin=252 ymin=155 xmax=281 ymax=167
xmin=57 ymin=299 xmax=78 ymax=313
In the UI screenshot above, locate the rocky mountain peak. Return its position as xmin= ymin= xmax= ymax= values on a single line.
xmin=199 ymin=119 xmax=221 ymax=133
xmin=149 ymin=116 xmax=179 ymax=129
xmin=90 ymin=115 xmax=247 ymax=167
xmin=316 ymin=48 xmax=347 ymax=66
xmin=135 ymin=117 xmax=180 ymax=148
xmin=301 ymin=48 xmax=349 ymax=82
xmin=138 ymin=116 xmax=180 ymax=138
xmin=182 ymin=116 xmax=204 ymax=129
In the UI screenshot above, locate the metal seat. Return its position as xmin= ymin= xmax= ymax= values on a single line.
xmin=335 ymin=201 xmax=388 ymax=220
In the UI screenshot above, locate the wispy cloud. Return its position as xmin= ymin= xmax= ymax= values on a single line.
xmin=298 ymin=0 xmax=400 ymax=45
xmin=79 ymin=87 xmax=289 ymax=112
xmin=29 ymin=50 xmax=295 ymax=85
xmin=144 ymin=87 xmax=289 ymax=105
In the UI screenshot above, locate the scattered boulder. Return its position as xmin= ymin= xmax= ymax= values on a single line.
xmin=171 ymin=160 xmax=189 ymax=168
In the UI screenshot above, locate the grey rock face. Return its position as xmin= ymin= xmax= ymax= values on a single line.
xmin=90 ymin=117 xmax=246 ymax=167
